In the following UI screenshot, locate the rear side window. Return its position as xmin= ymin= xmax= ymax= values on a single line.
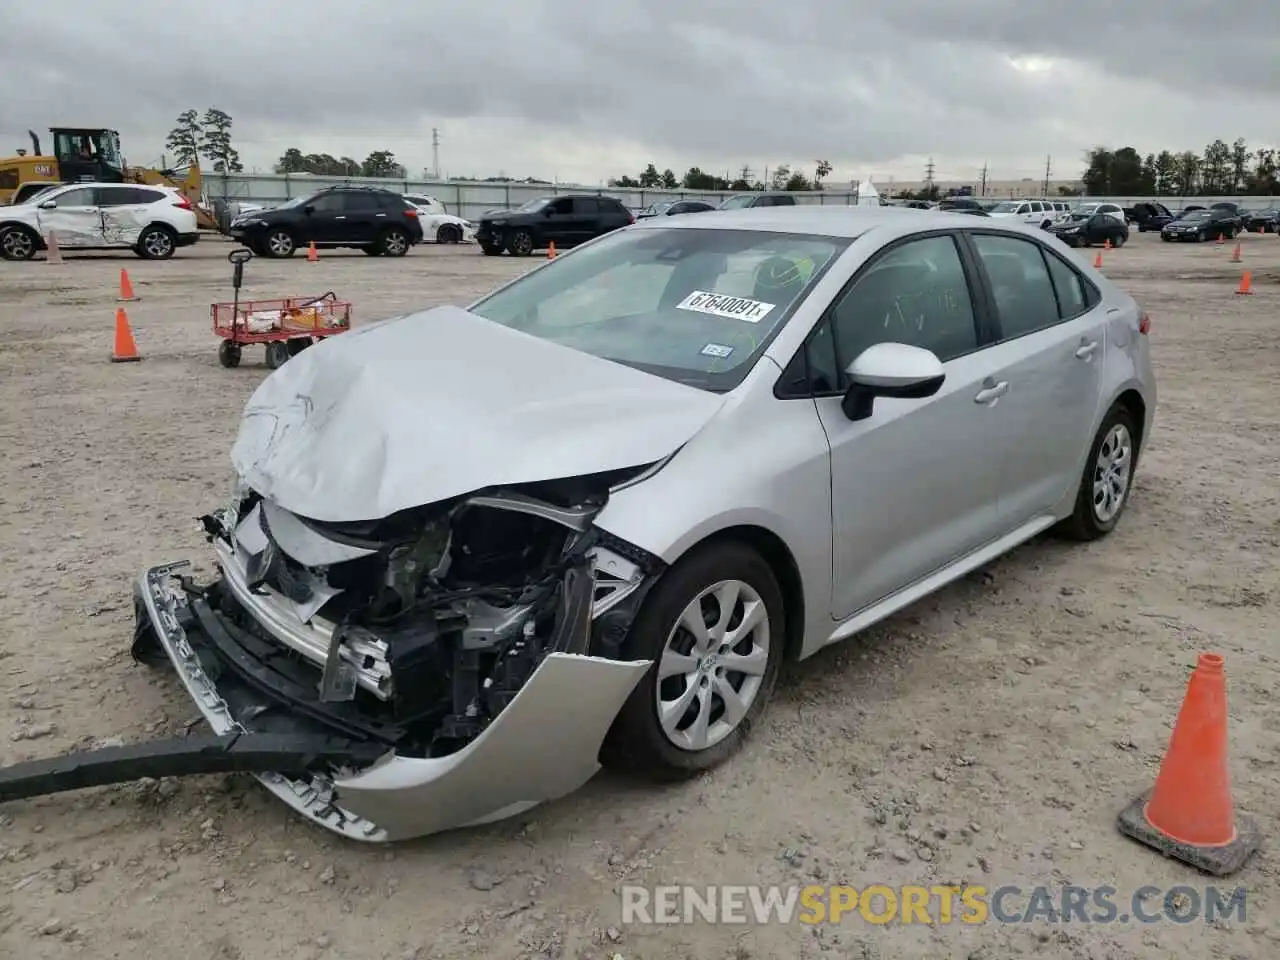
xmin=971 ymin=234 xmax=1062 ymax=340
xmin=340 ymin=191 xmax=382 ymax=212
xmin=377 ymin=192 xmax=411 ymax=212
xmin=1043 ymin=249 xmax=1089 ymax=319
xmin=575 ymin=198 xmax=601 ymax=215
xmin=97 ymin=186 xmax=164 ymax=206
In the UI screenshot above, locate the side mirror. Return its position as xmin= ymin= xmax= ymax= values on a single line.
xmin=544 ymin=207 xmax=557 ymax=216
xmin=840 ymin=343 xmax=945 ymax=422
xmin=38 ymin=200 xmax=56 ymax=209
xmin=303 ymin=204 xmax=315 ymax=215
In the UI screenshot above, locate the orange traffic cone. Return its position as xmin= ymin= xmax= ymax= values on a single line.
xmin=1103 ymin=238 xmax=1112 ymax=250
xmin=1216 ymin=233 xmax=1225 ymax=244
xmin=1118 ymin=653 xmax=1260 ymax=875
xmin=1093 ymin=251 xmax=1103 ymax=269
xmin=110 ymin=307 xmax=141 ymax=362
xmin=1230 ymin=243 xmax=1242 ymax=263
xmin=45 ymin=231 xmax=62 ymax=264
xmin=307 ymin=241 xmax=318 ymax=262
xmin=547 ymin=241 xmax=557 ymax=259
xmin=1235 ymin=271 xmax=1253 ymax=295
xmin=117 ymin=268 xmax=139 ymax=302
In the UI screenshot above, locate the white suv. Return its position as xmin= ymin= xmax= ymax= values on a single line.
xmin=987 ymin=198 xmax=1060 ymax=228
xmin=0 ymin=182 xmax=200 ymax=260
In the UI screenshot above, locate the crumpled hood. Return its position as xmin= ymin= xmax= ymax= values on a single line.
xmin=230 ymin=305 xmax=726 ymax=522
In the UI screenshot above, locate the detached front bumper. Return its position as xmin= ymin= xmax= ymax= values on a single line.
xmin=135 ymin=562 xmax=650 ymax=842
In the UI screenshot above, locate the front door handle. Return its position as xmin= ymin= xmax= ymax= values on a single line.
xmin=1075 ymin=340 xmax=1099 ymax=358
xmin=334 ymin=215 xmax=346 ymax=219
xmin=974 ymin=381 xmax=1009 ymax=404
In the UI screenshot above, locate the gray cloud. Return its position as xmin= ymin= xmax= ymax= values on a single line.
xmin=2 ymin=0 xmax=1276 ymax=185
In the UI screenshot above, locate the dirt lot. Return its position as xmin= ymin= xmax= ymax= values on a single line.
xmin=0 ymin=229 xmax=1277 ymax=960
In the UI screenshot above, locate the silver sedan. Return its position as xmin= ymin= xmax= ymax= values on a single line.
xmin=122 ymin=206 xmax=1155 ymax=841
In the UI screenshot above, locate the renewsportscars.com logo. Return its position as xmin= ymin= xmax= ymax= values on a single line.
xmin=620 ymin=884 xmax=1247 ymax=926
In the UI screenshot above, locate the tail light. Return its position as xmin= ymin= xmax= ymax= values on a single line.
xmin=1138 ymin=312 xmax=1150 ymax=334
xmin=403 ymin=208 xmax=418 ymax=217
xmin=172 ymin=195 xmax=193 ymax=210
xmin=628 ymin=213 xmax=635 ymax=224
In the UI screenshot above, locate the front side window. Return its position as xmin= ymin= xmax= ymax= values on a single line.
xmin=827 ymin=234 xmax=979 ymax=372
xmin=468 ymin=227 xmax=849 ymax=391
xmin=52 ymin=187 xmax=95 ymax=207
xmin=720 ymin=195 xmax=756 ymax=210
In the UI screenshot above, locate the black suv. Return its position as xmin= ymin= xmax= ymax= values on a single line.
xmin=229 ymin=186 xmax=425 ymax=258
xmin=474 ymin=195 xmax=634 ymax=256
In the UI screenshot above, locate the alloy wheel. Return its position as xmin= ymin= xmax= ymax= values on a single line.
xmin=1092 ymin=423 xmax=1133 ymax=523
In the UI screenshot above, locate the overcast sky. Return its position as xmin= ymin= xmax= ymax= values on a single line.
xmin=3 ymin=1 xmax=1277 ymax=187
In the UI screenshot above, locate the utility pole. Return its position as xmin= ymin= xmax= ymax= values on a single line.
xmin=1043 ymin=155 xmax=1052 ymax=197
xmin=979 ymin=162 xmax=988 ymax=197
xmin=431 ymin=128 xmax=441 ymax=180
xmin=924 ymin=156 xmax=936 ymax=198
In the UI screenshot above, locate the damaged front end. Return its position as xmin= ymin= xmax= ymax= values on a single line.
xmin=124 ymin=469 xmax=665 ymax=840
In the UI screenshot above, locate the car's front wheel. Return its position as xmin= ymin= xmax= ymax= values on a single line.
xmin=436 ymin=223 xmax=462 ymax=243
xmin=1056 ymin=403 xmax=1139 ymax=541
xmin=264 ymin=229 xmax=296 ymax=258
xmin=0 ymin=225 xmax=39 ymax=261
xmin=507 ymin=229 xmax=535 ymax=256
xmin=605 ymin=540 xmax=784 ymax=779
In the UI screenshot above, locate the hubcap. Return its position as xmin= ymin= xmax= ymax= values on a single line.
xmin=656 ymin=579 xmax=769 ymax=752
xmin=1092 ymin=423 xmax=1132 ymax=523
xmin=3 ymin=231 xmax=33 ymax=258
xmin=513 ymin=233 xmax=531 ymax=254
xmin=145 ymin=231 xmax=172 ymax=257
xmin=269 ymin=232 xmax=292 ymax=255
xmin=385 ymin=232 xmax=406 ymax=254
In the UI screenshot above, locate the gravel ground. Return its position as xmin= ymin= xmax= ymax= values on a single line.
xmin=0 ymin=230 xmax=1277 ymax=960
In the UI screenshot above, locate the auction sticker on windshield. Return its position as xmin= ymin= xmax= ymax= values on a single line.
xmin=677 ymin=291 xmax=776 ymax=323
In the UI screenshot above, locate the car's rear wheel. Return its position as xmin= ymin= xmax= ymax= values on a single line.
xmin=1055 ymin=403 xmax=1138 ymax=541
xmin=436 ymin=223 xmax=462 ymax=243
xmin=507 ymin=229 xmax=534 ymax=256
xmin=604 ymin=540 xmax=784 ymax=779
xmin=265 ymin=229 xmax=296 ymax=258
xmin=380 ymin=227 xmax=410 ymax=257
xmin=136 ymin=224 xmax=176 ymax=259
xmin=0 ymin=225 xmax=39 ymax=261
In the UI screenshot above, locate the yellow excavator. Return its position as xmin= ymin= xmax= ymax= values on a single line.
xmin=0 ymin=127 xmax=218 ymax=230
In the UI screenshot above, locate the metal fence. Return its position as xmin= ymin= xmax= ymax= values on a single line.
xmin=201 ymin=172 xmax=1280 ymax=222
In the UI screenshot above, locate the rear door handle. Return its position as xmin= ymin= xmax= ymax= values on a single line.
xmin=1075 ymin=340 xmax=1099 ymax=358
xmin=974 ymin=381 xmax=1009 ymax=404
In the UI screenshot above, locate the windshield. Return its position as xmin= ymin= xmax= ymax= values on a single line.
xmin=989 ymin=201 xmax=1019 ymax=213
xmin=468 ymin=227 xmax=849 ymax=392
xmin=279 ymin=193 xmax=318 ymax=209
xmin=516 ymin=197 xmax=551 ymax=213
xmin=1182 ymin=210 xmax=1211 ymax=220
xmin=719 ymin=195 xmax=756 ymax=210
xmin=643 ymin=201 xmax=672 ymax=215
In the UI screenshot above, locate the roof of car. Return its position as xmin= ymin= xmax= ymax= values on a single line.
xmin=628 ymin=205 xmax=1031 ymax=239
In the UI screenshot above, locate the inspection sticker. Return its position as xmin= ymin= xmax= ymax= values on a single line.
xmin=700 ymin=343 xmax=735 ymax=359
xmin=676 ymin=290 xmax=776 ymax=323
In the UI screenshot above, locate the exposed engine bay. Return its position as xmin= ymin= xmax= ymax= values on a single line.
xmin=195 ymin=468 xmax=665 ymax=759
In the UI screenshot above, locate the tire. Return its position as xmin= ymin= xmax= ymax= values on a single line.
xmin=507 ymin=229 xmax=534 ymax=256
xmin=217 ymin=340 xmax=242 ymax=368
xmin=380 ymin=228 xmax=410 ymax=257
xmin=603 ymin=540 xmax=785 ymax=779
xmin=1113 ymin=233 xmax=1126 ymax=247
xmin=136 ymin=224 xmax=176 ymax=259
xmin=436 ymin=224 xmax=462 ymax=244
xmin=264 ymin=229 xmax=296 ymax=258
xmin=0 ymin=225 xmax=39 ymax=261
xmin=1055 ymin=403 xmax=1139 ymax=542
xmin=362 ymin=246 xmax=382 ymax=256
xmin=264 ymin=341 xmax=290 ymax=369
xmin=480 ymin=242 xmax=503 ymax=256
